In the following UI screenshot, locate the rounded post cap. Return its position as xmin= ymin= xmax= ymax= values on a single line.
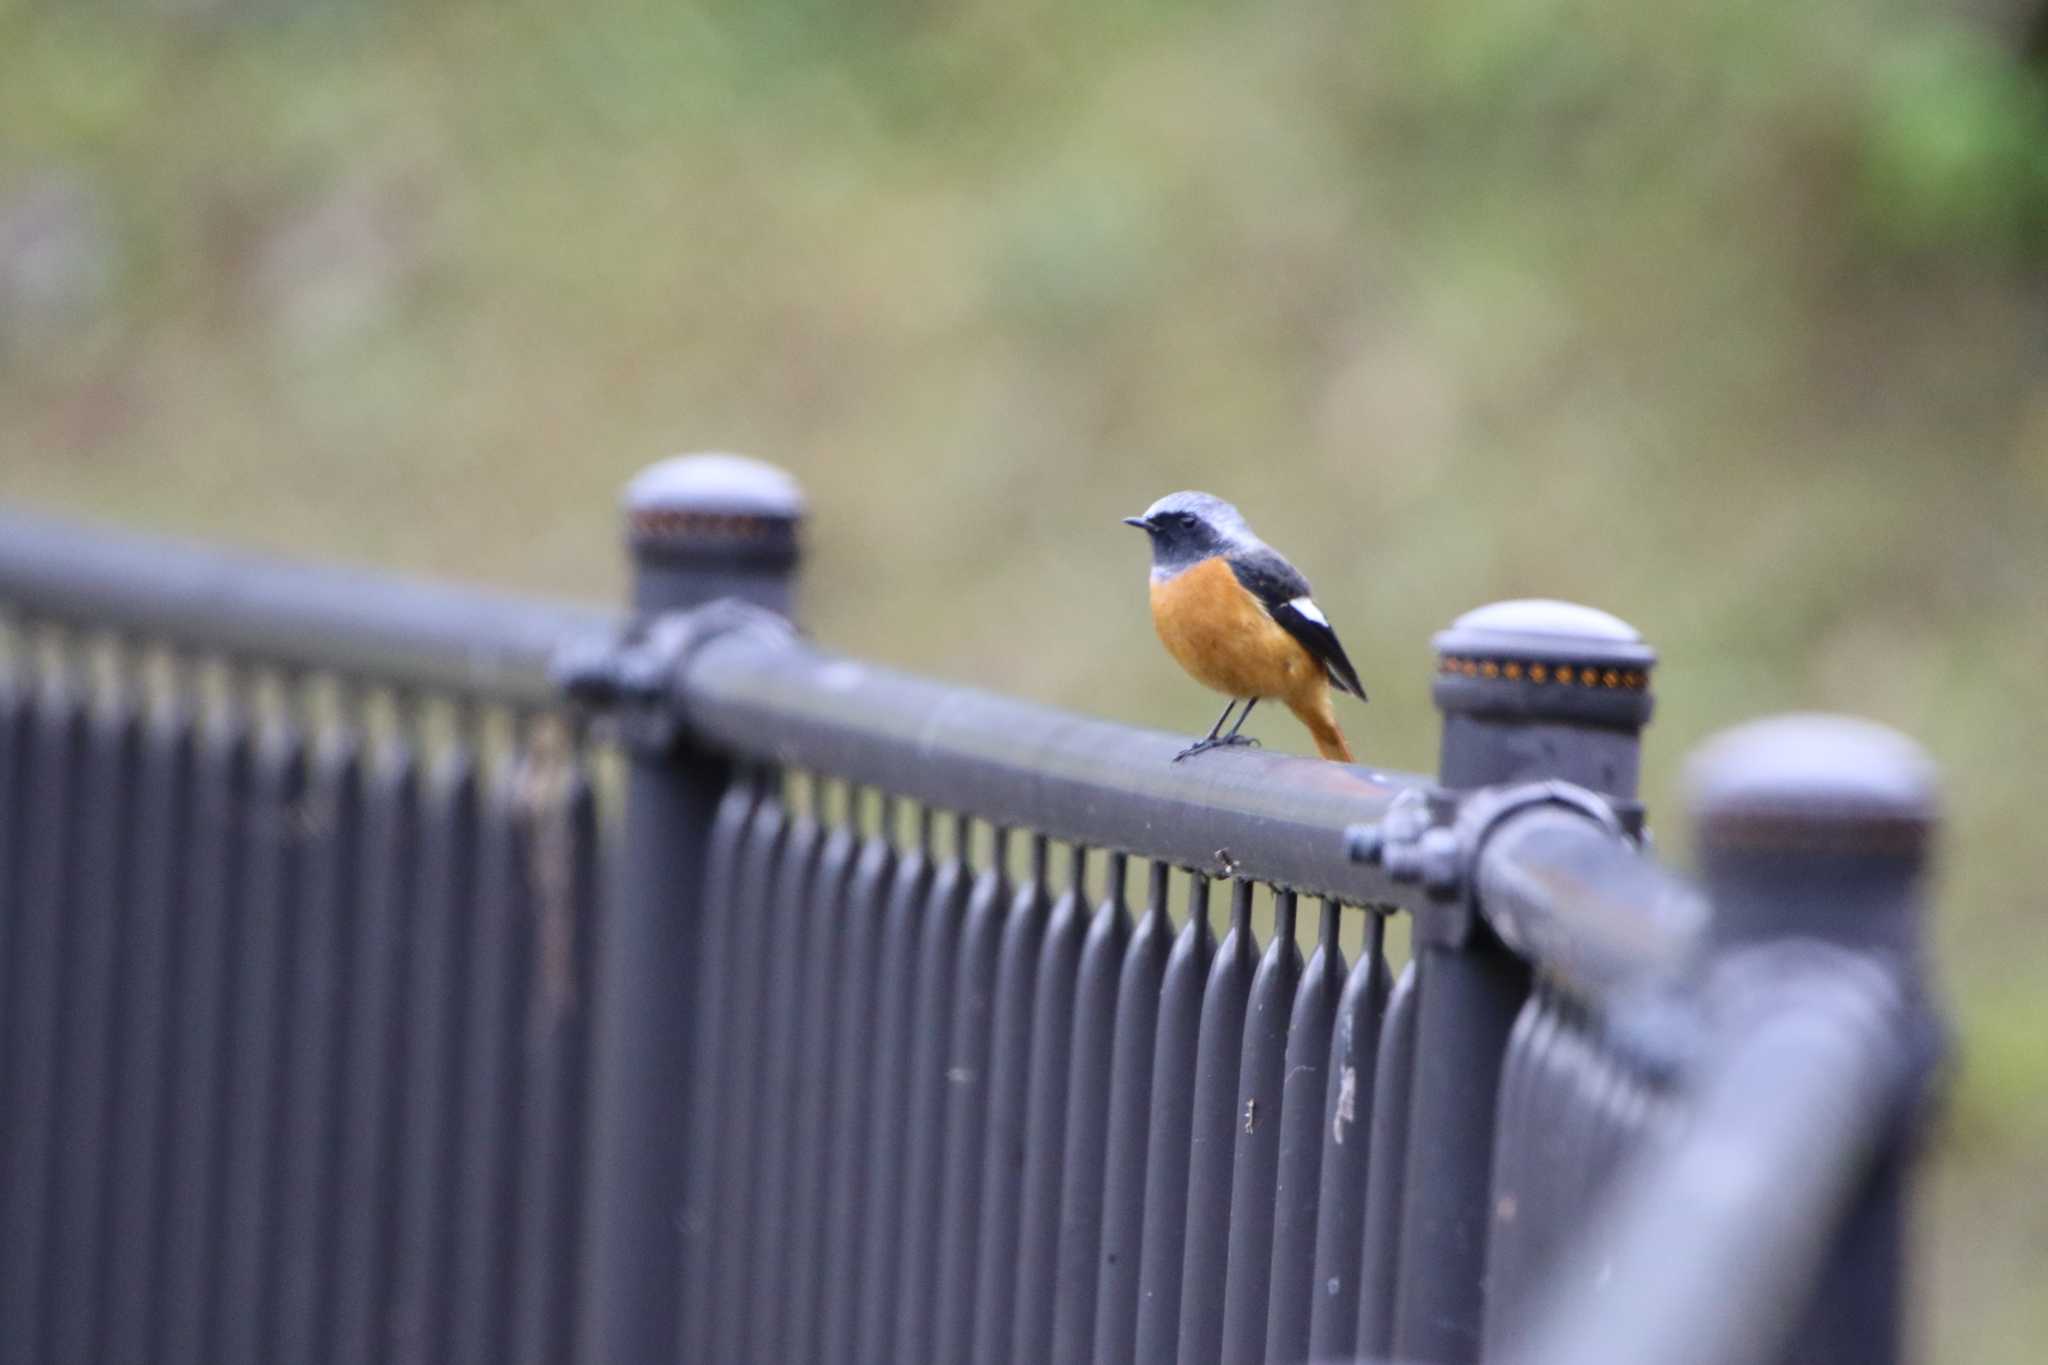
xmin=1687 ymin=713 xmax=1939 ymax=855
xmin=1432 ymin=598 xmax=1655 ymax=728
xmin=623 ymin=452 xmax=803 ymax=561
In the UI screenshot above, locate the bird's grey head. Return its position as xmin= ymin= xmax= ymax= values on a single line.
xmin=1122 ymin=491 xmax=1255 ymax=576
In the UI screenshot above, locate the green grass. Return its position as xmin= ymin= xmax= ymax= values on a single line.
xmin=5 ymin=2 xmax=2047 ymax=1357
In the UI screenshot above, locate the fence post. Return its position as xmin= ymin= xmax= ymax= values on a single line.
xmin=579 ymin=453 xmax=803 ymax=1365
xmin=1392 ymin=600 xmax=1656 ymax=1364
xmin=1686 ymin=713 xmax=1941 ymax=1365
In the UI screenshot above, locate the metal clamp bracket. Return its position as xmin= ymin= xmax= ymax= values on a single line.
xmin=552 ymin=597 xmax=797 ymax=753
xmin=1351 ymin=778 xmax=1633 ymax=948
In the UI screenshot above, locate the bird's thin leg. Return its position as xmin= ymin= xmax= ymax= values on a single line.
xmin=1217 ymin=698 xmax=1261 ymax=747
xmin=1176 ymin=699 xmax=1249 ymax=762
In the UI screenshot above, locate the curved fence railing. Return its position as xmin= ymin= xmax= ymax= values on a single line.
xmin=0 ymin=454 xmax=1943 ymax=1365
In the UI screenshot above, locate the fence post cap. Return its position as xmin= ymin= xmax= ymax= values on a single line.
xmin=1441 ymin=597 xmax=1642 ymax=646
xmin=624 ymin=452 xmax=804 ymax=518
xmin=622 ymin=452 xmax=803 ymax=561
xmin=1431 ymin=598 xmax=1655 ymax=728
xmin=1686 ymin=713 xmax=1938 ymax=853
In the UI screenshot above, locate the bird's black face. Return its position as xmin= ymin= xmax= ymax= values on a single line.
xmin=1122 ymin=504 xmax=1228 ymax=573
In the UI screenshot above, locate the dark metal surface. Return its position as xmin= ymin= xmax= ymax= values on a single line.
xmin=1353 ymin=964 xmax=1416 ymax=1358
xmin=675 ymin=773 xmax=765 ymax=1365
xmin=1130 ymin=875 xmax=1217 ymax=1365
xmin=677 ymin=626 xmax=1428 ymax=908
xmin=389 ymin=743 xmax=480 ymax=1365
xmin=0 ymin=508 xmax=616 ymax=706
xmin=43 ymin=684 xmax=138 ymax=1365
xmin=99 ymin=692 xmax=194 ymax=1365
xmin=0 ymin=477 xmax=1953 ymax=1365
xmin=584 ymin=452 xmax=794 ymax=1365
xmin=838 ymin=810 xmax=935 ymax=1364
xmin=1392 ymin=943 xmax=1529 ymax=1364
xmin=1306 ymin=914 xmax=1392 ymax=1360
xmin=1219 ymin=890 xmax=1306 ymax=1365
xmin=1176 ymin=880 xmax=1260 ymax=1365
xmin=1265 ymin=898 xmax=1348 ymax=1365
xmin=1050 ymin=852 xmax=1135 ymax=1365
xmin=1004 ymin=847 xmax=1094 ymax=1365
xmin=154 ymin=698 xmax=250 ymax=1365
xmin=883 ymin=815 xmax=973 ymax=1365
xmin=1512 ymin=952 xmax=1910 ymax=1365
xmin=935 ymin=828 xmax=1018 ymax=1365
xmin=799 ymin=799 xmax=898 ymax=1364
xmin=1475 ymin=805 xmax=1705 ymax=997
xmin=1089 ymin=861 xmax=1176 ymax=1365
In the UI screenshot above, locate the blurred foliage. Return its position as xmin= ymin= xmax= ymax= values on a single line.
xmin=4 ymin=0 xmax=2048 ymax=1356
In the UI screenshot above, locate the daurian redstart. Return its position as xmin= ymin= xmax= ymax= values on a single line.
xmin=1124 ymin=492 xmax=1366 ymax=762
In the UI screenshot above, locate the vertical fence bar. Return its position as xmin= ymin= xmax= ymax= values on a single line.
xmin=1262 ymin=897 xmax=1348 ymax=1364
xmin=749 ymin=777 xmax=851 ymax=1365
xmin=0 ymin=634 xmax=86 ymax=1365
xmin=215 ymin=676 xmax=309 ymax=1365
xmin=803 ymin=794 xmax=900 ymax=1364
xmin=1392 ymin=938 xmax=1527 ymax=1365
xmin=388 ymin=721 xmax=480 ymax=1365
xmin=270 ymin=698 xmax=364 ymax=1365
xmin=101 ymin=660 xmax=197 ymax=1365
xmin=331 ymin=710 xmax=422 ymax=1365
xmin=1306 ymin=911 xmax=1391 ymax=1360
xmin=448 ymin=733 xmax=534 ymax=1365
xmin=1131 ymin=873 xmax=1217 ymax=1365
xmin=1394 ymin=600 xmax=1655 ymax=1364
xmin=885 ymin=811 xmax=975 ymax=1365
xmin=45 ymin=643 xmax=140 ymax=1365
xmin=1176 ymin=879 xmax=1260 ymax=1365
xmin=932 ymin=826 xmax=1022 ymax=1365
xmin=510 ymin=745 xmax=602 ymax=1365
xmin=584 ymin=453 xmax=802 ymax=1365
xmin=1218 ymin=889 xmax=1306 ymax=1365
xmin=1004 ymin=845 xmax=1096 ymax=1365
xmin=1050 ymin=851 xmax=1135 ymax=1365
xmin=774 ymin=789 xmax=872 ymax=1365
xmin=1354 ymin=962 xmax=1417 ymax=1357
xmin=676 ymin=767 xmax=766 ymax=1364
xmin=155 ymin=664 xmax=251 ymax=1365
xmin=1686 ymin=713 xmax=1942 ymax=1365
xmin=0 ymin=623 xmax=22 ymax=1002
xmin=702 ymin=785 xmax=790 ymax=1365
xmin=1089 ymin=861 xmax=1175 ymax=1365
xmin=733 ymin=780 xmax=824 ymax=1362
xmin=835 ymin=809 xmax=933 ymax=1362
xmin=1479 ymin=988 xmax=1551 ymax=1354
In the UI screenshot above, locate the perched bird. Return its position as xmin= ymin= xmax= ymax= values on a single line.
xmin=1123 ymin=492 xmax=1366 ymax=762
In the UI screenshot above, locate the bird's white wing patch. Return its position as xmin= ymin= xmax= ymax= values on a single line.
xmin=1287 ymin=596 xmax=1328 ymax=627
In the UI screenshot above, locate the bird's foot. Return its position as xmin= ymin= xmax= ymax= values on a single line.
xmin=1172 ymin=733 xmax=1262 ymax=763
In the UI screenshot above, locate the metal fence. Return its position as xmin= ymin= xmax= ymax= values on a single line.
xmin=0 ymin=453 xmax=1943 ymax=1365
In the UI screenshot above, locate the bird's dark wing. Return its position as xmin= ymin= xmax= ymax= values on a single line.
xmin=1229 ymin=547 xmax=1368 ymax=701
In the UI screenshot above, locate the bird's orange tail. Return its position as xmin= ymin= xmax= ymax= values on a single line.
xmin=1286 ymin=688 xmax=1355 ymax=763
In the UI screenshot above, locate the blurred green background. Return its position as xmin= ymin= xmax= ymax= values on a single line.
xmin=4 ymin=0 xmax=2045 ymax=1357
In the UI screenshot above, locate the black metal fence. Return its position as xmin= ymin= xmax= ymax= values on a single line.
xmin=0 ymin=453 xmax=1943 ymax=1365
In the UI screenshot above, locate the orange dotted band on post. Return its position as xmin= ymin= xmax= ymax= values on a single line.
xmin=1436 ymin=655 xmax=1649 ymax=691
xmin=628 ymin=509 xmax=795 ymax=541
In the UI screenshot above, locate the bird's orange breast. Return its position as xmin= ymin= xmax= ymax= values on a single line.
xmin=1149 ymin=556 xmax=1317 ymax=700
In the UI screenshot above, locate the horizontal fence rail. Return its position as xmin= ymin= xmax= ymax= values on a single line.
xmin=668 ymin=611 xmax=1434 ymax=908
xmin=0 ymin=458 xmax=1944 ymax=1365
xmin=0 ymin=509 xmax=616 ymax=706
xmin=1510 ymin=947 xmax=1914 ymax=1365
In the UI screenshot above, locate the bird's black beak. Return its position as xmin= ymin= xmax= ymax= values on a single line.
xmin=1122 ymin=515 xmax=1153 ymax=531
